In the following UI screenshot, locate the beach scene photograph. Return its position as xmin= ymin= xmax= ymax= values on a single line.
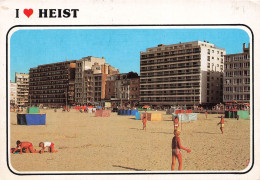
xmin=8 ymin=28 xmax=251 ymax=173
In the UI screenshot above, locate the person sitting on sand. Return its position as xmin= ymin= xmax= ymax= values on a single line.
xmin=39 ymin=142 xmax=58 ymax=153
xmin=171 ymin=129 xmax=191 ymax=171
xmin=12 ymin=140 xmax=39 ymax=154
xmin=173 ymin=116 xmax=179 ymax=130
xmin=217 ymin=116 xmax=224 ymax=134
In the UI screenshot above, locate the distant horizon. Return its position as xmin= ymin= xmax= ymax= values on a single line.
xmin=10 ymin=28 xmax=250 ymax=82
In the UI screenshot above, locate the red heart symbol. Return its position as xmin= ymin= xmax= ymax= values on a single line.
xmin=23 ymin=9 xmax=33 ymax=18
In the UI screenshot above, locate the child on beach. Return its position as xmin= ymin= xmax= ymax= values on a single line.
xmin=12 ymin=140 xmax=39 ymax=154
xmin=142 ymin=112 xmax=147 ymax=131
xmin=217 ymin=116 xmax=224 ymax=134
xmin=173 ymin=116 xmax=179 ymax=130
xmin=39 ymin=142 xmax=58 ymax=153
xmin=171 ymin=129 xmax=191 ymax=171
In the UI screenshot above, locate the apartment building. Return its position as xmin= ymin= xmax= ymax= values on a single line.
xmin=10 ymin=81 xmax=17 ymax=106
xmin=15 ymin=72 xmax=29 ymax=107
xmin=105 ymin=73 xmax=140 ymax=108
xmin=129 ymin=78 xmax=140 ymax=107
xmin=223 ymin=43 xmax=250 ymax=104
xmin=75 ymin=56 xmax=119 ymax=105
xmin=29 ymin=60 xmax=76 ymax=107
xmin=140 ymin=41 xmax=226 ymax=107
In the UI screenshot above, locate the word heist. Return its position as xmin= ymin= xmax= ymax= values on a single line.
xmin=16 ymin=9 xmax=79 ymax=18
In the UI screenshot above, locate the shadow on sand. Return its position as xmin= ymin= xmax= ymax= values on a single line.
xmin=150 ymin=131 xmax=173 ymax=135
xmin=193 ymin=131 xmax=219 ymax=135
xmin=112 ymin=165 xmax=148 ymax=171
xmin=129 ymin=127 xmax=143 ymax=130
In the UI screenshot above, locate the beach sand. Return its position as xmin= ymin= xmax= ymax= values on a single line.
xmin=10 ymin=109 xmax=250 ymax=172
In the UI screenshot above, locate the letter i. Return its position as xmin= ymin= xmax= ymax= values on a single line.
xmin=16 ymin=9 xmax=19 ymax=18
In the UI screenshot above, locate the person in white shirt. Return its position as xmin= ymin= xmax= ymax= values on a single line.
xmin=39 ymin=142 xmax=58 ymax=153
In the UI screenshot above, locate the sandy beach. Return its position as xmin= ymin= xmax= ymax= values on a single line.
xmin=10 ymin=109 xmax=250 ymax=172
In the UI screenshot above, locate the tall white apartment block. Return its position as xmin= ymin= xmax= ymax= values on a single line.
xmin=140 ymin=41 xmax=226 ymax=107
xmin=10 ymin=81 xmax=17 ymax=106
xmin=15 ymin=72 xmax=29 ymax=107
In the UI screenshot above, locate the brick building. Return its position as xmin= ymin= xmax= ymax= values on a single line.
xmin=105 ymin=73 xmax=140 ymax=108
xmin=29 ymin=60 xmax=76 ymax=107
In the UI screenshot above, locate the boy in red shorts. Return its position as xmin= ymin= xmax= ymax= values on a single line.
xmin=12 ymin=140 xmax=39 ymax=154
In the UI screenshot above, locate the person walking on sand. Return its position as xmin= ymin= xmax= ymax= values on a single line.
xmin=12 ymin=140 xmax=39 ymax=154
xmin=205 ymin=110 xmax=208 ymax=119
xmin=217 ymin=116 xmax=224 ymax=134
xmin=171 ymin=129 xmax=191 ymax=171
xmin=142 ymin=111 xmax=148 ymax=131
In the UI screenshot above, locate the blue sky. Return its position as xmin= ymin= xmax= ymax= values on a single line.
xmin=10 ymin=28 xmax=250 ymax=82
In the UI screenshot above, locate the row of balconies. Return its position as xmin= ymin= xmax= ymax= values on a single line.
xmin=141 ymin=77 xmax=201 ymax=84
xmin=31 ymin=96 xmax=66 ymax=99
xmin=141 ymin=48 xmax=201 ymax=59
xmin=30 ymin=70 xmax=68 ymax=77
xmin=30 ymin=76 xmax=69 ymax=82
xmin=141 ymin=62 xmax=201 ymax=72
xmin=29 ymin=91 xmax=67 ymax=95
xmin=140 ymin=92 xmax=200 ymax=96
xmin=141 ymin=75 xmax=200 ymax=80
xmin=140 ymin=98 xmax=200 ymax=102
xmin=223 ymin=91 xmax=250 ymax=95
xmin=30 ymin=65 xmax=67 ymax=73
xmin=140 ymin=56 xmax=201 ymax=65
xmin=30 ymin=81 xmax=68 ymax=86
xmin=141 ymin=67 xmax=201 ymax=73
xmin=140 ymin=84 xmax=200 ymax=89
xmin=140 ymin=79 xmax=200 ymax=84
xmin=139 ymin=84 xmax=200 ymax=89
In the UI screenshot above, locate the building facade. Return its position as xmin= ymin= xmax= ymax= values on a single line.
xmin=15 ymin=73 xmax=29 ymax=107
xmin=10 ymin=81 xmax=17 ymax=107
xmin=105 ymin=73 xmax=140 ymax=108
xmin=129 ymin=78 xmax=140 ymax=107
xmin=75 ymin=56 xmax=119 ymax=105
xmin=223 ymin=43 xmax=250 ymax=104
xmin=140 ymin=41 xmax=226 ymax=107
xmin=29 ymin=60 xmax=76 ymax=107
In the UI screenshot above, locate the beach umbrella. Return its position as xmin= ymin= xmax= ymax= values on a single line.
xmin=142 ymin=105 xmax=150 ymax=109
